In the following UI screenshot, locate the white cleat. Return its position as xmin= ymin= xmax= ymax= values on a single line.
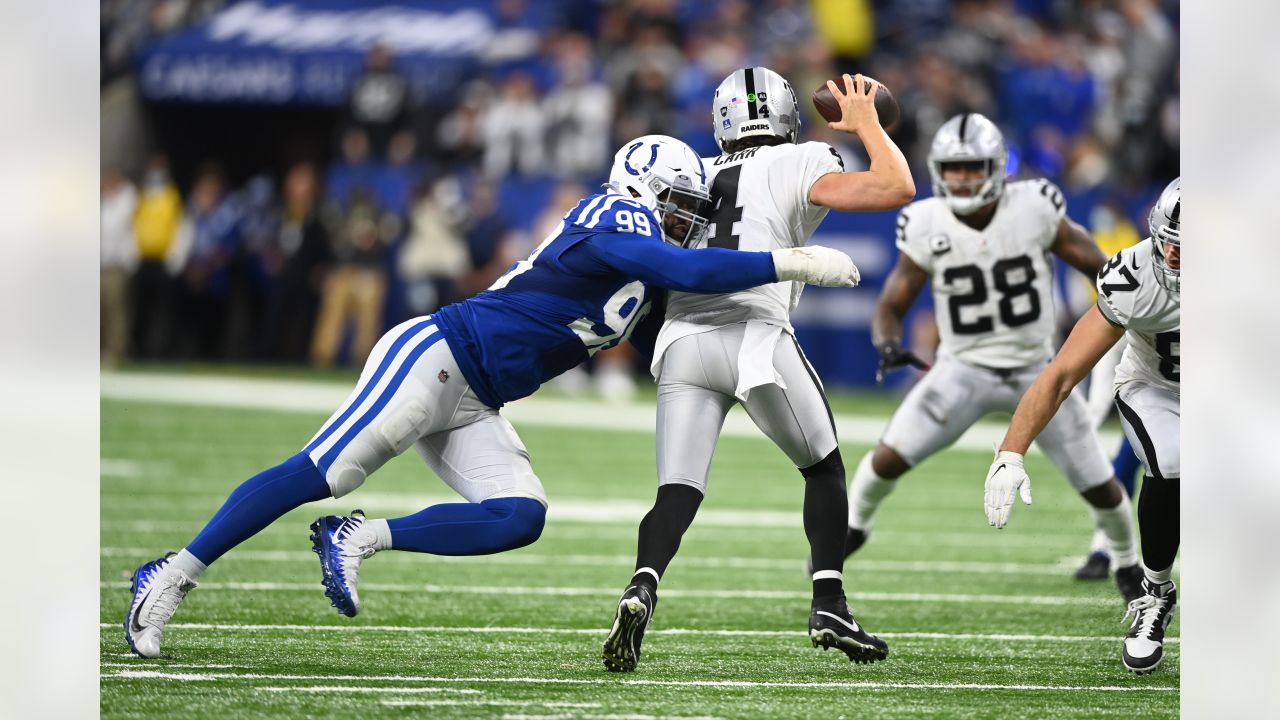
xmin=124 ymin=554 xmax=197 ymax=658
xmin=1122 ymin=578 xmax=1177 ymax=674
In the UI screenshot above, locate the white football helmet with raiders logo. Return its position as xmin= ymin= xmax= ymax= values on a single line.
xmin=607 ymin=135 xmax=713 ymax=247
xmin=711 ymin=67 xmax=801 ymax=152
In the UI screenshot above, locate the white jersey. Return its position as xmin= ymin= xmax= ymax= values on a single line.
xmin=652 ymin=142 xmax=844 ymax=395
xmin=896 ymin=179 xmax=1066 ymax=368
xmin=1096 ymin=238 xmax=1180 ymax=395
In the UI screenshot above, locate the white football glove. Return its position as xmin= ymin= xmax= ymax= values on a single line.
xmin=771 ymin=246 xmax=861 ymax=288
xmin=984 ymin=451 xmax=1032 ymax=529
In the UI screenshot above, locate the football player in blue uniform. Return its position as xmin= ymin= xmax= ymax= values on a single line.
xmin=124 ymin=135 xmax=862 ymax=658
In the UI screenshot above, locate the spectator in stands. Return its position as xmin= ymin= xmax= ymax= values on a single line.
xmin=458 ymin=180 xmax=520 ymax=297
xmin=310 ymin=190 xmax=398 ymax=367
xmin=482 ymin=71 xmax=547 ymax=179
xmin=101 ymin=166 xmax=138 ymax=367
xmin=261 ymin=162 xmax=330 ymax=364
xmin=399 ymin=176 xmax=470 ymax=317
xmin=225 ymin=174 xmax=276 ymax=361
xmin=613 ymin=60 xmax=676 ymax=145
xmin=172 ymin=164 xmax=242 ymax=360
xmin=346 ymin=43 xmax=411 ymax=158
xmin=436 ymin=80 xmax=491 ymax=171
xmin=131 ymin=154 xmax=183 ymax=359
xmin=997 ymin=24 xmax=1096 ymax=170
xmin=543 ymin=33 xmax=613 ymax=178
xmin=372 ymin=130 xmax=424 ymax=219
xmin=326 ymin=128 xmax=377 ymax=208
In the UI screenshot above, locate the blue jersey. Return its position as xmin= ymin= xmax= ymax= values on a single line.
xmin=435 ymin=192 xmax=777 ymax=408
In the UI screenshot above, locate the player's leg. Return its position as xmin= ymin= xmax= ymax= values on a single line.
xmin=739 ymin=334 xmax=888 ymax=663
xmin=1114 ymin=382 xmax=1180 ymax=674
xmin=1113 ymin=435 xmax=1142 ymax=497
xmin=846 ymin=355 xmax=990 ymax=557
xmin=125 ymin=316 xmax=447 ymax=656
xmin=307 ymin=340 xmax=547 ymax=616
xmin=1034 ymin=387 xmax=1142 ymax=600
xmin=605 ymin=332 xmax=734 ymax=672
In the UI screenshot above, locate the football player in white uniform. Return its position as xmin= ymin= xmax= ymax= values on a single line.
xmin=840 ymin=113 xmax=1143 ymax=602
xmin=986 ymin=178 xmax=1180 ymax=674
xmin=602 ymin=68 xmax=915 ymax=672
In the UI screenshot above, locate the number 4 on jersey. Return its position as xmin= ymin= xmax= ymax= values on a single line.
xmin=707 ymin=165 xmax=743 ymax=250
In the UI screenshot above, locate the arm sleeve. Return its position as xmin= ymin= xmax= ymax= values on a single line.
xmin=582 ymin=232 xmax=779 ymax=293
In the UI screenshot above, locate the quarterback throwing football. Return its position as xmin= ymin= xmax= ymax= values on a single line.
xmin=604 ymin=70 xmax=915 ymax=672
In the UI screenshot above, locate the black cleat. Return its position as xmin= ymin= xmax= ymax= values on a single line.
xmin=1122 ymin=578 xmax=1177 ymax=675
xmin=602 ymin=584 xmax=657 ymax=672
xmin=1074 ymin=550 xmax=1111 ymax=580
xmin=809 ymin=596 xmax=888 ymax=664
xmin=1114 ymin=563 xmax=1144 ymax=604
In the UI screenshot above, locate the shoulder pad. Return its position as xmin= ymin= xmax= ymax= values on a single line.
xmin=568 ymin=194 xmax=658 ymax=236
xmin=1096 ymin=244 xmax=1146 ymax=327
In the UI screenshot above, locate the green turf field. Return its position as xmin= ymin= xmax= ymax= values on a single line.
xmin=101 ymin=373 xmax=1177 ymax=719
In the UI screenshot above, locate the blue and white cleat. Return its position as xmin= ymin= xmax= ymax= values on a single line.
xmin=124 ymin=554 xmax=197 ymax=658
xmin=310 ymin=511 xmax=378 ymax=617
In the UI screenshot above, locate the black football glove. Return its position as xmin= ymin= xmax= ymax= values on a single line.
xmin=875 ymin=340 xmax=931 ymax=383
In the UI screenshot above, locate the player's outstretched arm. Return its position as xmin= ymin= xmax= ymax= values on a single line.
xmin=1049 ymin=215 xmax=1108 ymax=277
xmin=871 ymin=253 xmax=930 ymax=380
xmin=808 ymin=74 xmax=915 ymax=213
xmin=999 ymin=304 xmax=1125 ymax=455
xmin=983 ymin=305 xmax=1123 ymax=527
xmin=584 ymin=233 xmax=858 ymax=293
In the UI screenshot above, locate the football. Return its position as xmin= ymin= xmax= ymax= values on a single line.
xmin=812 ymin=75 xmax=900 ymax=132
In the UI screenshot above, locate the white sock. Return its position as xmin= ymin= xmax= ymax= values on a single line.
xmin=634 ymin=567 xmax=660 ymax=586
xmin=848 ymin=452 xmax=898 ymax=531
xmin=1144 ymin=564 xmax=1173 ymax=586
xmin=1089 ymin=528 xmax=1108 ymax=554
xmin=1090 ymin=493 xmax=1138 ymax=568
xmin=358 ymin=518 xmax=394 ymax=551
xmin=170 ymin=548 xmax=208 ymax=582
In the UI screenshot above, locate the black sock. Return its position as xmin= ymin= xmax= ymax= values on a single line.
xmin=1137 ymin=474 xmax=1180 ymax=576
xmin=802 ymin=448 xmax=847 ymax=604
xmin=633 ymin=483 xmax=704 ymax=584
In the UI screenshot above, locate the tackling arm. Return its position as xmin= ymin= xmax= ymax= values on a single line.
xmin=1049 ymin=215 xmax=1108 ymax=277
xmin=999 ymin=305 xmax=1126 ymax=454
xmin=587 ymin=235 xmax=777 ymax=293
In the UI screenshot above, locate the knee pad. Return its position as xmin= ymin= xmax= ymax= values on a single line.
xmin=801 ymin=448 xmax=845 ymax=486
xmin=481 ymin=497 xmax=546 ymax=551
xmin=324 ymin=460 xmax=367 ymax=499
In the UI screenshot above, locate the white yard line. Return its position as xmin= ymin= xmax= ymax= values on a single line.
xmin=100 ymin=459 xmax=145 ymax=477
xmin=96 ymin=622 xmax=1177 ymax=644
xmin=98 ymin=546 xmax=1081 ymax=576
xmin=102 ymin=371 xmax=1120 ymax=453
xmin=97 ymin=581 xmax=1118 ymax=606
xmin=98 ymin=518 xmax=1093 ymax=548
xmin=100 ymin=669 xmax=1175 ymax=693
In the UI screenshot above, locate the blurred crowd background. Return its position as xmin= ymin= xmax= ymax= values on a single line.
xmin=100 ymin=0 xmax=1179 ymax=390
